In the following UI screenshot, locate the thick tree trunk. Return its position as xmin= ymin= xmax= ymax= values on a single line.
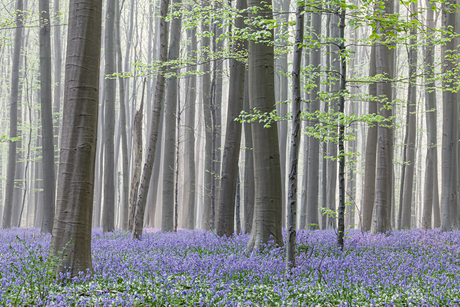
xmin=441 ymin=0 xmax=456 ymax=230
xmin=286 ymin=2 xmax=303 ymax=276
xmin=371 ymin=0 xmax=394 ymax=234
xmin=39 ymin=0 xmax=56 ymax=234
xmin=3 ymin=0 xmax=23 ymax=229
xmin=102 ymin=0 xmax=116 ymax=233
xmin=131 ymin=0 xmax=169 ymax=239
xmin=50 ymin=0 xmax=102 ymax=276
xmin=216 ymin=0 xmax=247 ymax=237
xmin=161 ymin=0 xmax=181 ymax=232
xmin=246 ymin=0 xmax=283 ymax=250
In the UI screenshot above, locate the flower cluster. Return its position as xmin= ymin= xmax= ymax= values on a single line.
xmin=1 ymin=228 xmax=460 ymax=306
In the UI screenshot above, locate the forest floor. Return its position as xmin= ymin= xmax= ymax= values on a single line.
xmin=1 ymin=227 xmax=459 ymax=306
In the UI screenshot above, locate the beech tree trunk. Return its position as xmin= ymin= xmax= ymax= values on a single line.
xmin=371 ymin=0 xmax=394 ymax=234
xmin=50 ymin=0 xmax=102 ymax=276
xmin=3 ymin=0 xmax=23 ymax=229
xmin=161 ymin=0 xmax=181 ymax=232
xmin=286 ymin=2 xmax=303 ymax=276
xmin=243 ymin=75 xmax=254 ymax=234
xmin=246 ymin=0 xmax=283 ymax=250
xmin=131 ymin=0 xmax=169 ymax=239
xmin=39 ymin=0 xmax=56 ymax=234
xmin=216 ymin=0 xmax=247 ymax=237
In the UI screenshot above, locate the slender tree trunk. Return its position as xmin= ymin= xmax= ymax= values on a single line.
xmin=53 ymin=0 xmax=62 ymax=156
xmin=50 ymin=0 xmax=102 ymax=276
xmin=401 ymin=4 xmax=417 ymax=229
xmin=131 ymin=0 xmax=169 ymax=239
xmin=362 ymin=46 xmax=377 ymax=232
xmin=161 ymin=0 xmax=181 ymax=232
xmin=286 ymin=2 xmax=303 ymax=277
xmin=243 ymin=74 xmax=254 ymax=234
xmin=217 ymin=0 xmax=247 ymax=237
xmin=39 ymin=0 xmax=56 ymax=234
xmin=115 ymin=0 xmax=130 ymax=231
xmin=3 ymin=0 xmax=23 ymax=229
xmin=128 ymin=81 xmax=145 ymax=230
xmin=201 ymin=2 xmax=212 ymax=230
xmin=306 ymin=6 xmax=322 ymax=230
xmin=102 ymin=0 xmax=116 ymax=233
xmin=246 ymin=0 xmax=283 ymax=250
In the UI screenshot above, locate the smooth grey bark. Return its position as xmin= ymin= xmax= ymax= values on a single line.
xmin=115 ymin=0 xmax=130 ymax=231
xmin=246 ymin=0 xmax=283 ymax=250
xmin=362 ymin=46 xmax=377 ymax=232
xmin=306 ymin=6 xmax=322 ymax=230
xmin=371 ymin=0 xmax=394 ymax=234
xmin=286 ymin=2 xmax=303 ymax=276
xmin=400 ymin=3 xmax=417 ymax=229
xmin=162 ymin=0 xmax=181 ymax=232
xmin=3 ymin=0 xmax=23 ymax=229
xmin=131 ymin=0 xmax=169 ymax=239
xmin=235 ymin=173 xmax=241 ymax=234
xmin=422 ymin=0 xmax=438 ymax=229
xmin=50 ymin=0 xmax=102 ymax=276
xmin=216 ymin=0 xmax=247 ymax=237
xmin=128 ymin=82 xmax=145 ymax=230
xmin=441 ymin=0 xmax=456 ymax=230
xmin=102 ymin=0 xmax=116 ymax=233
xmin=243 ymin=75 xmax=254 ymax=234
xmin=326 ymin=12 xmax=339 ymax=230
xmin=53 ymin=0 xmax=62 ymax=153
xmin=184 ymin=26 xmax=197 ymax=230
xmin=201 ymin=3 xmax=212 ymax=230
xmin=39 ymin=0 xmax=56 ymax=234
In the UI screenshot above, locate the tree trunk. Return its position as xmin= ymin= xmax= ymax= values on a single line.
xmin=246 ymin=0 xmax=283 ymax=250
xmin=307 ymin=6 xmax=322 ymax=230
xmin=3 ymin=0 xmax=23 ymax=229
xmin=161 ymin=0 xmax=181 ymax=232
xmin=128 ymin=81 xmax=145 ymax=230
xmin=39 ymin=0 xmax=56 ymax=234
xmin=50 ymin=0 xmax=102 ymax=276
xmin=243 ymin=74 xmax=254 ymax=234
xmin=102 ymin=0 xmax=116 ymax=233
xmin=53 ymin=0 xmax=62 ymax=157
xmin=362 ymin=46 xmax=377 ymax=232
xmin=400 ymin=4 xmax=417 ymax=229
xmin=115 ymin=0 xmax=130 ymax=231
xmin=371 ymin=0 xmax=394 ymax=234
xmin=286 ymin=1 xmax=303 ymax=276
xmin=216 ymin=0 xmax=247 ymax=237
xmin=131 ymin=0 xmax=169 ymax=239
xmin=441 ymin=0 xmax=456 ymax=230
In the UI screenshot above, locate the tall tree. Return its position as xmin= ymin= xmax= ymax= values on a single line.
xmin=2 ymin=0 xmax=24 ymax=229
xmin=243 ymin=75 xmax=254 ymax=234
xmin=440 ymin=0 xmax=457 ymax=230
xmin=306 ymin=5 xmax=322 ymax=230
xmin=362 ymin=46 xmax=377 ymax=232
xmin=286 ymin=0 xmax=303 ymax=276
xmin=131 ymin=0 xmax=170 ymax=239
xmin=102 ymin=0 xmax=116 ymax=233
xmin=216 ymin=0 xmax=247 ymax=237
xmin=400 ymin=2 xmax=417 ymax=229
xmin=371 ymin=0 xmax=395 ymax=234
xmin=246 ymin=0 xmax=283 ymax=250
xmin=50 ymin=0 xmax=102 ymax=276
xmin=161 ymin=0 xmax=182 ymax=232
xmin=39 ymin=0 xmax=56 ymax=234
xmin=53 ymin=0 xmax=62 ymax=151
